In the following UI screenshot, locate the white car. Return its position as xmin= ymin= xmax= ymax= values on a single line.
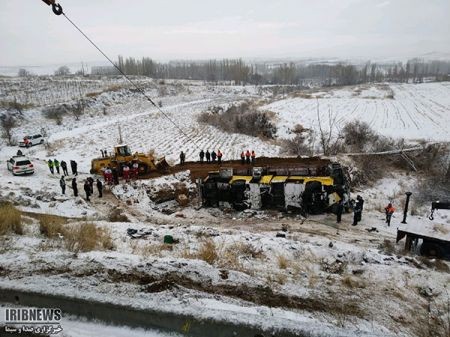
xmin=7 ymin=156 xmax=35 ymax=175
xmin=19 ymin=134 xmax=45 ymax=147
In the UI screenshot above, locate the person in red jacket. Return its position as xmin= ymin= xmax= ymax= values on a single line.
xmin=122 ymin=164 xmax=130 ymax=182
xmin=385 ymin=203 xmax=395 ymax=226
xmin=251 ymin=150 xmax=256 ymax=165
xmin=217 ymin=150 xmax=223 ymax=164
xmin=245 ymin=150 xmax=251 ymax=164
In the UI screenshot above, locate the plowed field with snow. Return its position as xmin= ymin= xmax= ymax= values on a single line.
xmin=264 ymin=82 xmax=450 ymax=142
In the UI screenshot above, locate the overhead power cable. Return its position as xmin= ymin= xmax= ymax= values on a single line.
xmin=41 ymin=1 xmax=201 ymax=150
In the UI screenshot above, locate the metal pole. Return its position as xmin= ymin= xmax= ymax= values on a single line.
xmin=401 ymin=192 xmax=412 ymax=224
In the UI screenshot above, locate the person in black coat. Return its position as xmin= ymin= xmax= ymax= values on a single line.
xmin=59 ymin=176 xmax=66 ymax=195
xmin=84 ymin=180 xmax=91 ymax=201
xmin=336 ymin=199 xmax=344 ymax=223
xmin=211 ymin=151 xmax=217 ymax=162
xmin=70 ymin=160 xmax=78 ymax=176
xmin=61 ymin=160 xmax=68 ymax=176
xmin=112 ymin=167 xmax=119 ymax=185
xmin=205 ymin=150 xmax=211 ymax=163
xmin=87 ymin=177 xmax=94 ymax=195
xmin=352 ymin=197 xmax=363 ymax=226
xmin=71 ymin=178 xmax=78 ymax=197
xmin=179 ymin=151 xmax=185 ymax=165
xmin=199 ymin=150 xmax=205 ymax=163
xmin=96 ymin=179 xmax=103 ymax=198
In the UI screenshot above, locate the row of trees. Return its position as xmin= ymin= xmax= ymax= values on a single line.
xmin=108 ymin=56 xmax=450 ymax=86
xmin=18 ymin=57 xmax=450 ymax=86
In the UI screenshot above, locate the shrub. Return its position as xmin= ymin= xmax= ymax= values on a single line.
xmin=282 ymin=124 xmax=314 ymax=156
xmin=277 ymin=255 xmax=289 ymax=269
xmin=39 ymin=214 xmax=66 ymax=238
xmin=198 ymin=102 xmax=277 ymax=139
xmin=341 ymin=275 xmax=366 ymax=288
xmin=342 ymin=121 xmax=378 ymax=152
xmin=0 ymin=202 xmax=23 ymax=235
xmin=197 ymin=239 xmax=218 ymax=265
xmin=64 ymin=222 xmax=114 ymax=253
xmin=108 ymin=208 xmax=130 ymax=222
xmin=42 ymin=105 xmax=67 ymax=124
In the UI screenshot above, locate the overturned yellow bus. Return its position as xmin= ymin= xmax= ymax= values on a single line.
xmin=199 ymin=162 xmax=349 ymax=215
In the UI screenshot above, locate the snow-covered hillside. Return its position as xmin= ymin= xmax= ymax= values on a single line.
xmin=264 ymin=82 xmax=450 ymax=142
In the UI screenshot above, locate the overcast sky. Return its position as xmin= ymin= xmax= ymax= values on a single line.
xmin=1 ymin=0 xmax=449 ymax=66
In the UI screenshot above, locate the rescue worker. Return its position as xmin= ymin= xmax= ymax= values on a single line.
xmin=336 ymin=199 xmax=344 ymax=223
xmin=205 ymin=150 xmax=211 ymax=163
xmin=357 ymin=195 xmax=364 ymax=220
xmin=251 ymin=150 xmax=256 ymax=165
xmin=59 ymin=176 xmax=66 ymax=195
xmin=84 ymin=180 xmax=91 ymax=201
xmin=179 ymin=151 xmax=185 ymax=165
xmin=87 ymin=177 xmax=94 ymax=195
xmin=132 ymin=161 xmax=139 ymax=179
xmin=16 ymin=149 xmax=23 ymax=156
xmin=61 ymin=160 xmax=68 ymax=176
xmin=101 ymin=150 xmax=105 ymax=158
xmin=385 ymin=202 xmax=395 ymax=226
xmin=54 ymin=159 xmax=60 ymax=174
xmin=245 ymin=150 xmax=251 ymax=164
xmin=240 ymin=151 xmax=245 ymax=164
xmin=70 ymin=160 xmax=78 ymax=176
xmin=47 ymin=159 xmax=54 ymax=174
xmin=217 ymin=150 xmax=223 ymax=164
xmin=122 ymin=164 xmax=130 ymax=182
xmin=199 ymin=150 xmax=205 ymax=163
xmin=211 ymin=150 xmax=217 ymax=162
xmin=104 ymin=167 xmax=113 ymax=185
xmin=112 ymin=167 xmax=119 ymax=185
xmin=96 ymin=179 xmax=103 ymax=198
xmin=352 ymin=196 xmax=363 ymax=226
xmin=72 ymin=178 xmax=78 ymax=197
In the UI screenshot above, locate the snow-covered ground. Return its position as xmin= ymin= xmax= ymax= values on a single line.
xmin=1 ymin=77 xmax=449 ymax=336
xmin=264 ymin=82 xmax=450 ymax=142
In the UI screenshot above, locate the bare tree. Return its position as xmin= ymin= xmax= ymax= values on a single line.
xmin=0 ymin=113 xmax=17 ymax=145
xmin=316 ymin=99 xmax=342 ymax=155
xmin=72 ymin=99 xmax=85 ymax=121
xmin=54 ymin=65 xmax=71 ymax=76
xmin=18 ymin=68 xmax=31 ymax=77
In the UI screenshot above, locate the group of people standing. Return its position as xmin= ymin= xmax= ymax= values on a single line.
xmin=335 ymin=195 xmax=396 ymax=228
xmin=240 ymin=150 xmax=256 ymax=165
xmin=198 ymin=150 xmax=223 ymax=164
xmin=47 ymin=158 xmax=103 ymax=202
xmin=179 ymin=149 xmax=258 ymax=165
xmin=59 ymin=175 xmax=103 ymax=202
xmin=334 ymin=195 xmax=365 ymax=226
xmin=102 ymin=162 xmax=139 ymax=185
xmin=47 ymin=159 xmax=77 ymax=176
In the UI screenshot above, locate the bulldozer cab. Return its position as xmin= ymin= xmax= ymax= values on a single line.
xmin=115 ymin=145 xmax=132 ymax=157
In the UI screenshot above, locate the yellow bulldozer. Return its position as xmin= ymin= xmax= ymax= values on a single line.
xmin=90 ymin=144 xmax=169 ymax=176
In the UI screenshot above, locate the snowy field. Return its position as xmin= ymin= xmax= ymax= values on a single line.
xmin=264 ymin=82 xmax=450 ymax=142
xmin=0 ymin=77 xmax=450 ymax=336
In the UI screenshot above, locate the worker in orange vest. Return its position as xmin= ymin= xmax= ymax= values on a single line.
xmin=217 ymin=150 xmax=223 ymax=164
xmin=245 ymin=150 xmax=251 ymax=164
xmin=251 ymin=150 xmax=256 ymax=165
xmin=385 ymin=203 xmax=395 ymax=226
